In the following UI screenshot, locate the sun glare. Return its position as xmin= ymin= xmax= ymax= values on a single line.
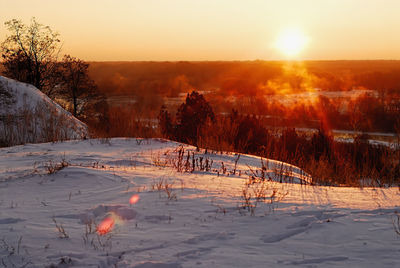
xmin=275 ymin=28 xmax=309 ymax=58
xmin=97 ymin=217 xmax=115 ymax=235
xmin=129 ymin=194 xmax=140 ymax=205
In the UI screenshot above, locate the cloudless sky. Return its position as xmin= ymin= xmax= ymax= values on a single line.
xmin=0 ymin=0 xmax=399 ymax=61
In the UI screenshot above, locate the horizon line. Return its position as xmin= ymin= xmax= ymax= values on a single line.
xmin=85 ymin=59 xmax=400 ymax=63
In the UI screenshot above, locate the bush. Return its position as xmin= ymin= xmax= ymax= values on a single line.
xmin=175 ymin=91 xmax=214 ymax=145
xmin=234 ymin=115 xmax=269 ymax=153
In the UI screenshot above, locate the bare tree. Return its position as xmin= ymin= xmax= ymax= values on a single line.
xmin=1 ymin=18 xmax=61 ymax=97
xmin=59 ymin=55 xmax=99 ymax=118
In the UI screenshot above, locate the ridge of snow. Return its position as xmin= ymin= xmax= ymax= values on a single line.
xmin=0 ymin=76 xmax=89 ymax=146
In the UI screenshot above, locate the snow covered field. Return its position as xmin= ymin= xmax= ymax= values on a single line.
xmin=0 ymin=138 xmax=399 ymax=267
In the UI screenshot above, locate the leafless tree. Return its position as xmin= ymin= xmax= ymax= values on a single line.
xmin=1 ymin=18 xmax=61 ymax=97
xmin=59 ymin=55 xmax=99 ymax=118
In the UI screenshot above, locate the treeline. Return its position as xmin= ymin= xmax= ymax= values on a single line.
xmin=157 ymin=91 xmax=400 ymax=187
xmin=89 ymin=61 xmax=400 ymax=98
xmin=232 ymin=93 xmax=400 ymax=133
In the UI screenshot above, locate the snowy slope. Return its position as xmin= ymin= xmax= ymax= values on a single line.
xmin=0 ymin=76 xmax=88 ymax=146
xmin=0 ymin=138 xmax=399 ymax=267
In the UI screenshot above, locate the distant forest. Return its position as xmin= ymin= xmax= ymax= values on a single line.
xmin=88 ymin=61 xmax=400 ymax=133
xmin=89 ymin=61 xmax=400 ymax=97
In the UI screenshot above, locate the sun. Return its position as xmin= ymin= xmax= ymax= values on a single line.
xmin=275 ymin=28 xmax=309 ymax=57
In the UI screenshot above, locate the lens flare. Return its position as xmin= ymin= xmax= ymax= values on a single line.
xmin=97 ymin=217 xmax=115 ymax=235
xmin=129 ymin=194 xmax=140 ymax=205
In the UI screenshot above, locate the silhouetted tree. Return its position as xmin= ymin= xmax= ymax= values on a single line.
xmin=176 ymin=91 xmax=214 ymax=145
xmin=234 ymin=115 xmax=269 ymax=153
xmin=59 ymin=55 xmax=99 ymax=118
xmin=278 ymin=128 xmax=301 ymax=160
xmin=1 ymin=18 xmax=61 ymax=97
xmin=158 ymin=105 xmax=174 ymax=139
xmin=85 ymin=95 xmax=110 ymax=135
xmin=311 ymin=128 xmax=333 ymax=161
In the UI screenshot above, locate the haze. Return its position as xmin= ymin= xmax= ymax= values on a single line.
xmin=1 ymin=0 xmax=400 ymax=61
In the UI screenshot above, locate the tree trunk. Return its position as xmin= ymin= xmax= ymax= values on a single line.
xmin=73 ymin=89 xmax=77 ymax=117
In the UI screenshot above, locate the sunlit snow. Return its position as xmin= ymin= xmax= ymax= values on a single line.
xmin=0 ymin=138 xmax=399 ymax=267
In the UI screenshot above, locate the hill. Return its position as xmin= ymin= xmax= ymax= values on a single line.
xmin=0 ymin=76 xmax=89 ymax=147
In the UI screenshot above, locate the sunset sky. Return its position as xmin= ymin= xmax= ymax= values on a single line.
xmin=1 ymin=0 xmax=399 ymax=61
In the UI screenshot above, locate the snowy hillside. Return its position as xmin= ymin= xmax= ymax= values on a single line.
xmin=0 ymin=138 xmax=399 ymax=267
xmin=0 ymin=76 xmax=88 ymax=146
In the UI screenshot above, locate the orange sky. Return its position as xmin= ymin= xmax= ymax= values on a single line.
xmin=1 ymin=0 xmax=399 ymax=61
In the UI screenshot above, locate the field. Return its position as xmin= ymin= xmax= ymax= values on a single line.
xmin=1 ymin=138 xmax=399 ymax=267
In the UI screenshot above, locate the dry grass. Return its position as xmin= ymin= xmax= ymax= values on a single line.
xmin=52 ymin=217 xmax=69 ymax=239
xmin=151 ymin=178 xmax=177 ymax=201
xmin=240 ymin=173 xmax=289 ymax=216
xmin=44 ymin=158 xmax=69 ymax=175
xmin=1 ymin=101 xmax=86 ymax=147
xmin=393 ymin=212 xmax=400 ymax=236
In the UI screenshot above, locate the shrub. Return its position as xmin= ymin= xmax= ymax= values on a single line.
xmin=175 ymin=91 xmax=214 ymax=145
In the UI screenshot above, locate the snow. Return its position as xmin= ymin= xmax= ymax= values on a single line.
xmin=0 ymin=76 xmax=89 ymax=146
xmin=0 ymin=138 xmax=399 ymax=267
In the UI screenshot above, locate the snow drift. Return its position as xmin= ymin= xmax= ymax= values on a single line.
xmin=0 ymin=76 xmax=88 ymax=146
xmin=0 ymin=138 xmax=399 ymax=267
